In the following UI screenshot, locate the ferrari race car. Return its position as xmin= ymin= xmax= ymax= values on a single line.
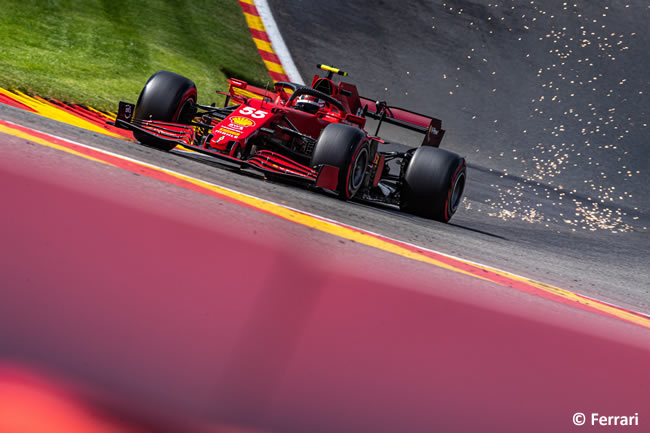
xmin=112 ymin=64 xmax=466 ymax=222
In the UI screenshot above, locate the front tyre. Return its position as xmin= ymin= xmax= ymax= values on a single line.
xmin=400 ymin=146 xmax=466 ymax=222
xmin=133 ymin=70 xmax=197 ymax=151
xmin=311 ymin=123 xmax=370 ymax=199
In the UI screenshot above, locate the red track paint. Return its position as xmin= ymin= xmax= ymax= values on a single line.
xmin=0 ymin=91 xmax=132 ymax=139
xmin=0 ymin=93 xmax=36 ymax=112
xmin=238 ymin=0 xmax=290 ymax=82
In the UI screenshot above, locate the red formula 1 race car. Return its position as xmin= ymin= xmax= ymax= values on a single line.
xmin=112 ymin=64 xmax=466 ymax=222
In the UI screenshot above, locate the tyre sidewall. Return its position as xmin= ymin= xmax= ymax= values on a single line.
xmin=135 ymin=71 xmax=196 ymax=122
xmin=311 ymin=123 xmax=368 ymax=199
xmin=134 ymin=71 xmax=197 ymax=150
xmin=401 ymin=146 xmax=466 ymax=222
xmin=341 ymin=142 xmax=370 ymax=199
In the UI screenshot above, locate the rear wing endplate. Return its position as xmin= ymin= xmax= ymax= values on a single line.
xmin=228 ymin=79 xmax=276 ymax=103
xmin=359 ymin=97 xmax=445 ymax=147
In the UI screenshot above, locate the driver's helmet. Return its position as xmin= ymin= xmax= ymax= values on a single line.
xmin=294 ymin=95 xmax=324 ymax=114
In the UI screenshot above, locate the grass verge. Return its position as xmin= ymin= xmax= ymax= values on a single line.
xmin=0 ymin=0 xmax=271 ymax=111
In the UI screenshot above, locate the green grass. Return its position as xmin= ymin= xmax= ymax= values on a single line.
xmin=0 ymin=0 xmax=270 ymax=111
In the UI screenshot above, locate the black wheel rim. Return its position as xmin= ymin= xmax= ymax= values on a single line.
xmin=349 ymin=147 xmax=369 ymax=192
xmin=177 ymin=98 xmax=196 ymax=124
xmin=449 ymin=170 xmax=466 ymax=213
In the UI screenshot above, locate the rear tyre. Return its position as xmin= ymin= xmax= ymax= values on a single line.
xmin=133 ymin=70 xmax=197 ymax=151
xmin=311 ymin=123 xmax=370 ymax=199
xmin=400 ymin=146 xmax=466 ymax=222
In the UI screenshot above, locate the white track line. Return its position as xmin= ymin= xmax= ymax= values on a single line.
xmin=254 ymin=0 xmax=304 ymax=84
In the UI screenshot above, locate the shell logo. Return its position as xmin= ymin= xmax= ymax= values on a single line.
xmin=231 ymin=116 xmax=255 ymax=127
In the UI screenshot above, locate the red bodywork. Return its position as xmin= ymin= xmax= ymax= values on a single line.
xmin=211 ymin=78 xmax=365 ymax=151
xmin=115 ymin=71 xmax=446 ymax=190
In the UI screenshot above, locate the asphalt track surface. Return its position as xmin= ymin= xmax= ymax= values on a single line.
xmin=267 ymin=0 xmax=649 ymax=311
xmin=1 ymin=1 xmax=650 ymax=432
xmin=1 ymin=98 xmax=647 ymax=315
xmin=2 ymin=116 xmax=650 ymax=433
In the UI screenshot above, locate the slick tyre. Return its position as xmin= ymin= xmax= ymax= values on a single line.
xmin=311 ymin=123 xmax=370 ymax=199
xmin=400 ymin=146 xmax=466 ymax=222
xmin=133 ymin=70 xmax=197 ymax=151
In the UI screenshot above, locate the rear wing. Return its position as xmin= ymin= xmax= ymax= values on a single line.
xmin=226 ymin=78 xmax=276 ymax=104
xmin=359 ymin=97 xmax=445 ymax=147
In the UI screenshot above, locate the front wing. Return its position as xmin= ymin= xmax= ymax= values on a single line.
xmin=110 ymin=109 xmax=339 ymax=191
